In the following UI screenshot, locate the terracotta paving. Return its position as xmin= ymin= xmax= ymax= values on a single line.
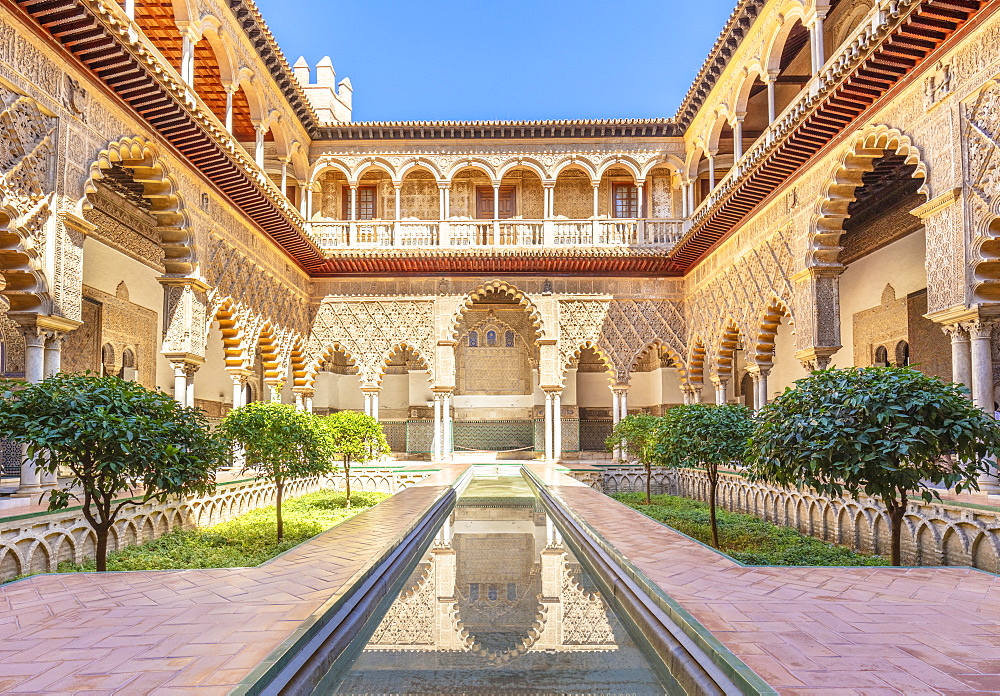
xmin=0 ymin=465 xmax=465 ymax=695
xmin=529 ymin=463 xmax=1000 ymax=695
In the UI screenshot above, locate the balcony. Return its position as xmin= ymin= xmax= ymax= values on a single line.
xmin=310 ymin=218 xmax=686 ymax=252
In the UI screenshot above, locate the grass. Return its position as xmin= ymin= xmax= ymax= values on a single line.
xmin=54 ymin=489 xmax=389 ymax=573
xmin=612 ymin=492 xmax=889 ymax=566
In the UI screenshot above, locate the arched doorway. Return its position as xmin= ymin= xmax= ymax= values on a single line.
xmin=452 ymin=289 xmax=539 ymax=456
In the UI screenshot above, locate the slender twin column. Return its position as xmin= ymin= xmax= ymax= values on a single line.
xmin=431 ymin=391 xmax=453 ymax=462
xmin=712 ymin=377 xmax=729 ymax=405
xmin=745 ymin=366 xmax=770 ymax=411
xmin=14 ymin=325 xmax=69 ymax=496
xmin=362 ymin=388 xmax=381 ymax=421
xmin=948 ymin=321 xmax=1000 ymax=494
xmin=611 ymin=385 xmax=629 ymax=460
xmin=542 ymin=389 xmax=563 ymax=461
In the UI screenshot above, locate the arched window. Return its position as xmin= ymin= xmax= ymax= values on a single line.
xmin=505 ymin=330 xmax=515 ymax=347
xmin=486 ymin=330 xmax=497 ymax=346
xmin=121 ymin=348 xmax=136 ymax=368
xmin=874 ymin=345 xmax=888 ymax=367
xmin=895 ymin=341 xmax=910 ymax=367
xmin=468 ymin=331 xmax=478 ymax=347
xmin=101 ymin=343 xmax=115 ymax=376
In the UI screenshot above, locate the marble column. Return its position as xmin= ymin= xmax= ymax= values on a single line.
xmin=714 ymin=378 xmax=728 ymax=406
xmin=733 ymin=117 xmax=744 ymax=160
xmin=171 ymin=362 xmax=188 ymax=407
xmin=40 ymin=332 xmax=63 ymax=490
xmin=553 ymin=391 xmax=562 ymax=462
xmin=432 ymin=393 xmax=442 ymax=461
xmin=185 ymin=364 xmax=198 ymax=410
xmin=543 ymin=391 xmax=554 ymax=461
xmin=944 ymin=323 xmax=972 ymax=394
xmin=968 ymin=321 xmax=1000 ymax=493
xmin=766 ymin=72 xmax=778 ymax=123
xmin=443 ymin=392 xmax=453 ymax=461
xmin=14 ymin=328 xmax=47 ymax=496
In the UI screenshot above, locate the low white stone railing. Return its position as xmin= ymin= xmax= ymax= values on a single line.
xmin=310 ymin=219 xmax=684 ymax=251
xmin=0 ymin=468 xmax=432 ymax=582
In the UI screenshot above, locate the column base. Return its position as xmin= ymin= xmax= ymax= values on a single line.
xmin=11 ymin=485 xmax=43 ymax=498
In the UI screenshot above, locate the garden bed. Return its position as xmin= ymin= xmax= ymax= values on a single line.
xmin=54 ymin=489 xmax=389 ymax=574
xmin=612 ymin=492 xmax=888 ymax=566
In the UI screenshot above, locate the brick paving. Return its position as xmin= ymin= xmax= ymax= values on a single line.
xmin=530 ymin=463 xmax=1000 ymax=695
xmin=0 ymin=465 xmax=464 ymax=695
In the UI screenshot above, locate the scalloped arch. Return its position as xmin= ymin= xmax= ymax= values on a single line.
xmin=303 ymin=342 xmax=360 ymax=390
xmin=376 ymin=341 xmax=431 ymax=386
xmin=449 ymin=280 xmax=545 ymax=342
xmin=80 ymin=136 xmax=196 ymax=276
xmin=809 ymin=125 xmax=928 ymax=268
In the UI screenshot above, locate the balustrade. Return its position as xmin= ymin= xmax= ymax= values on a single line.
xmin=310 ymin=218 xmax=683 ymax=251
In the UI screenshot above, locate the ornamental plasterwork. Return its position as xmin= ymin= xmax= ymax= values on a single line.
xmin=964 ymin=78 xmax=1000 ymax=305
xmin=307 ymin=300 xmax=437 ymax=385
xmin=310 ymin=147 xmax=683 ymax=183
xmin=0 ymin=87 xmax=56 ymax=218
xmin=686 ymin=230 xmax=797 ymax=367
xmin=557 ymin=299 xmax=686 ymax=384
xmin=202 ymin=235 xmax=310 ymax=337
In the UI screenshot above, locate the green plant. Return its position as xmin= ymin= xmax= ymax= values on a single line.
xmin=605 ymin=414 xmax=664 ymax=505
xmin=0 ymin=372 xmax=225 ymax=571
xmin=319 ymin=411 xmax=390 ymax=507
xmin=220 ymin=403 xmax=334 ymax=540
xmin=49 ymin=489 xmax=389 ymax=575
xmin=748 ymin=367 xmax=1000 ymax=565
xmin=655 ymin=404 xmax=753 ymax=548
xmin=612 ymin=492 xmax=887 ymax=566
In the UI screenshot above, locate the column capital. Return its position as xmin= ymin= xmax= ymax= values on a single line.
xmin=794 ymin=347 xmax=839 ymax=371
xmin=361 ymin=385 xmax=382 ymax=394
xmin=966 ymin=320 xmax=997 ymax=340
xmin=164 ymin=352 xmax=205 ymax=368
xmin=941 ymin=322 xmax=970 ymax=340
xmin=709 ymin=373 xmax=730 ymax=387
xmin=541 ymin=386 xmax=563 ymax=396
xmin=745 ymin=364 xmax=771 ymax=378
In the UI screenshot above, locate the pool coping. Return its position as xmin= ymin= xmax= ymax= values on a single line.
xmin=523 ymin=465 xmax=777 ymax=696
xmin=231 ymin=465 xmax=472 ymax=696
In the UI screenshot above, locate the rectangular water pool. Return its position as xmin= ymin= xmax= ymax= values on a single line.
xmin=315 ymin=471 xmax=682 ymax=694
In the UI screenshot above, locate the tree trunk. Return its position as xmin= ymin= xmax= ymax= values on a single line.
xmin=645 ymin=463 xmax=652 ymax=505
xmin=708 ymin=465 xmax=719 ymax=548
xmin=344 ymin=457 xmax=351 ymax=508
xmin=888 ymin=502 xmax=906 ymax=566
xmin=95 ymin=525 xmax=109 ymax=572
xmin=275 ymin=480 xmax=284 ymax=541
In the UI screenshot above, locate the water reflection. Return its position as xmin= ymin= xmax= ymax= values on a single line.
xmin=327 ymin=475 xmax=672 ymax=694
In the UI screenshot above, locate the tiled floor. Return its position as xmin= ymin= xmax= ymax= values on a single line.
xmin=530 ymin=464 xmax=1000 ymax=695
xmin=0 ymin=465 xmax=465 ymax=695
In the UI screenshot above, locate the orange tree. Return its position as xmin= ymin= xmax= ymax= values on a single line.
xmin=655 ymin=404 xmax=754 ymax=548
xmin=747 ymin=367 xmax=1000 ymax=565
xmin=319 ymin=411 xmax=389 ymax=507
xmin=0 ymin=373 xmax=224 ymax=570
xmin=221 ymin=402 xmax=333 ymax=540
xmin=605 ymin=414 xmax=665 ymax=505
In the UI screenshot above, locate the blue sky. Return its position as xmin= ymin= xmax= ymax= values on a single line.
xmin=255 ymin=0 xmax=736 ymax=123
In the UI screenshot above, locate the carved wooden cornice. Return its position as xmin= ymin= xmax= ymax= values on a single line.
xmin=313 ymin=247 xmax=684 ymax=277
xmin=14 ymin=0 xmax=327 ymax=273
xmin=668 ymin=0 xmax=989 ymax=274
xmin=673 ymin=0 xmax=766 ymax=129
xmin=317 ymin=119 xmax=680 ymax=141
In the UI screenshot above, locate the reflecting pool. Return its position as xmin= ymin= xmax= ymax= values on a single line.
xmin=317 ymin=472 xmax=679 ymax=694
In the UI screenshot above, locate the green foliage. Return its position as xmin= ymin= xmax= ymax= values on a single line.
xmin=319 ymin=411 xmax=390 ymax=506
xmin=221 ymin=402 xmax=333 ymax=483
xmin=612 ymin=492 xmax=887 ymax=567
xmin=220 ymin=403 xmax=336 ymax=539
xmin=0 ymin=372 xmax=225 ymax=570
xmin=53 ymin=489 xmax=388 ymax=574
xmin=747 ymin=367 xmax=1000 ymax=565
xmin=654 ymin=403 xmax=754 ymax=547
xmin=654 ymin=404 xmax=753 ymax=469
xmin=605 ymin=414 xmax=662 ymax=465
xmin=320 ymin=410 xmax=390 ymax=465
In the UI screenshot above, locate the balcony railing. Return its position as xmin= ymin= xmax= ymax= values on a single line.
xmin=311 ymin=218 xmax=686 ymax=251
